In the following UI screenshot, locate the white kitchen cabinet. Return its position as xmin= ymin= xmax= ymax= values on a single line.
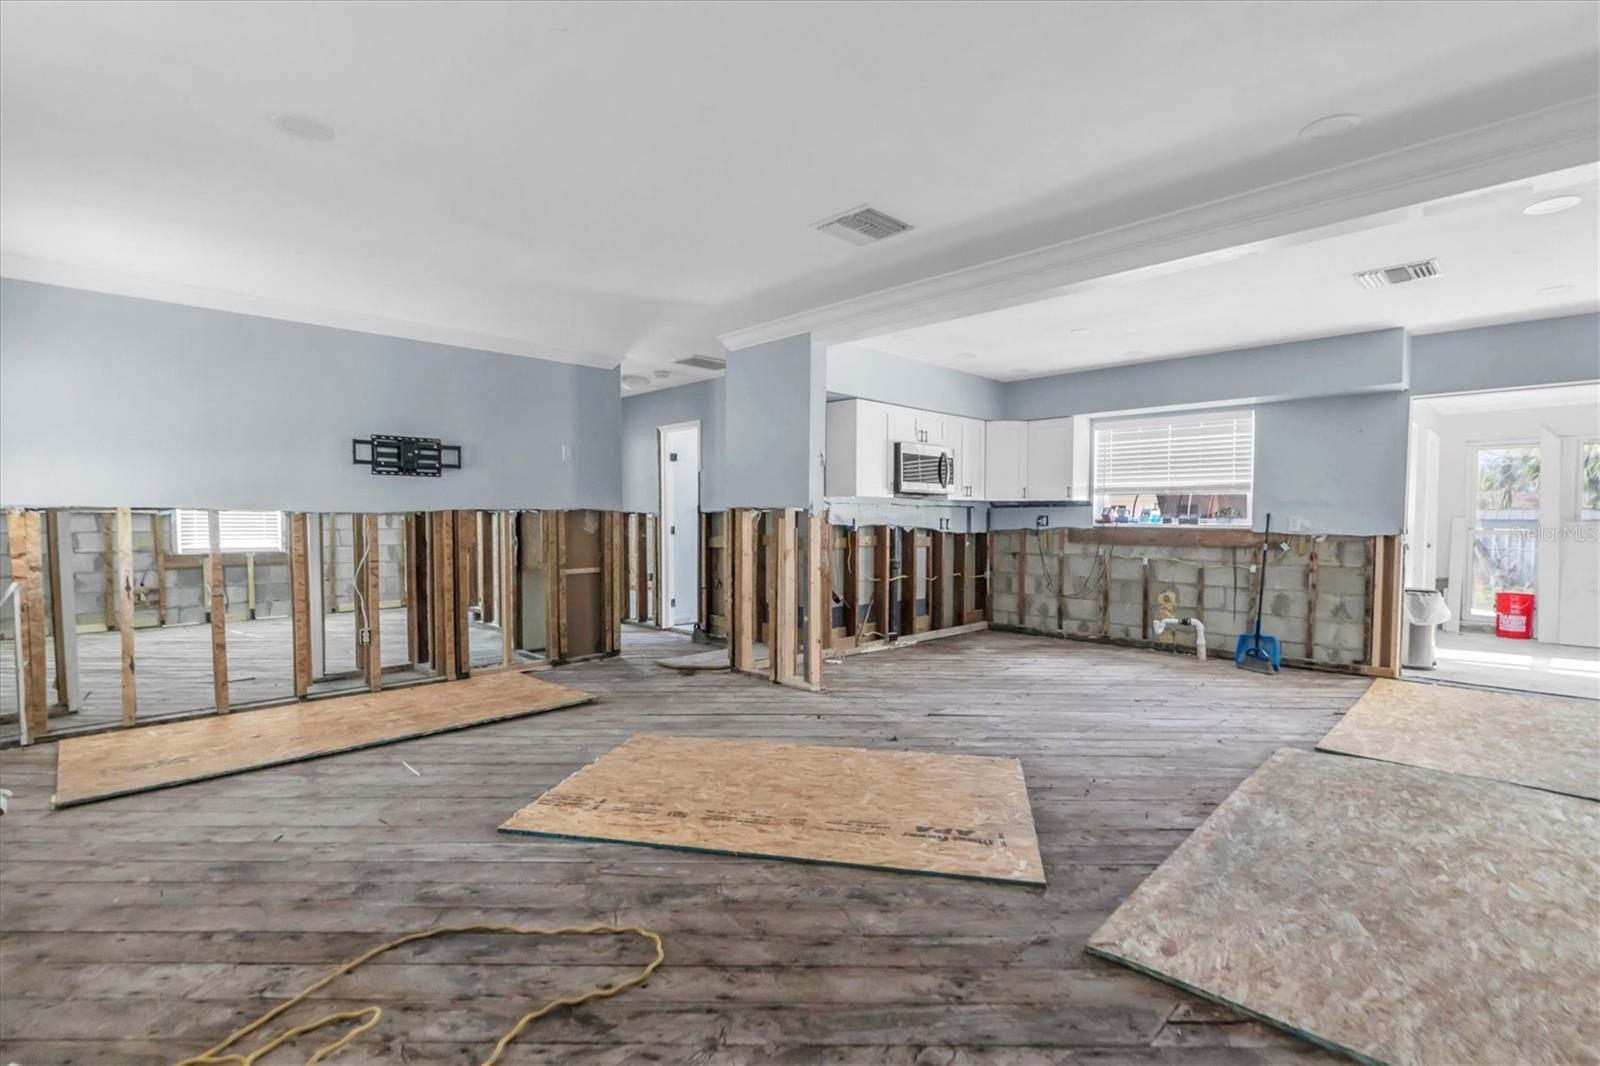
xmin=985 ymin=421 xmax=1028 ymax=500
xmin=825 ymin=399 xmax=893 ymax=498
xmin=885 ymin=405 xmax=919 ymax=449
xmin=1026 ymin=417 xmax=1091 ymax=500
xmin=952 ymin=417 xmax=985 ymax=499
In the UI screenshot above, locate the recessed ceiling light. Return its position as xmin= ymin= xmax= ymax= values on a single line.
xmin=653 ymin=370 xmax=671 ymax=379
xmin=1298 ymin=113 xmax=1361 ymax=141
xmin=273 ymin=113 xmax=335 ymax=142
xmin=1523 ymin=195 xmax=1582 ymax=216
xmin=1537 ymin=284 xmax=1574 ymax=295
xmin=621 ymin=374 xmax=649 ymax=390
xmin=1122 ymin=350 xmax=1148 ymax=358
xmin=953 ymin=352 xmax=977 ymax=361
xmin=1068 ymin=328 xmax=1090 ymax=336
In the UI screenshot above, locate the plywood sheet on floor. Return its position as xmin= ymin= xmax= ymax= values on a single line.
xmin=54 ymin=671 xmax=594 ymax=807
xmin=500 ymin=733 xmax=1045 ymax=884
xmin=1087 ymin=748 xmax=1599 ymax=1066
xmin=1317 ymin=678 xmax=1599 ymax=799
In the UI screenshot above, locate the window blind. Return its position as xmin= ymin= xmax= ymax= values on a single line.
xmin=1093 ymin=411 xmax=1254 ymax=496
xmin=172 ymin=509 xmax=286 ymax=554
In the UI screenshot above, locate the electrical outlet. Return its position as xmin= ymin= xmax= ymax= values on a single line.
xmin=359 ymin=628 xmax=371 ymax=645
xmin=1035 ymin=515 xmax=1049 ymax=528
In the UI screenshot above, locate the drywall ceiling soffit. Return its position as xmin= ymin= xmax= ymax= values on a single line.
xmin=718 ymin=97 xmax=1600 ymax=353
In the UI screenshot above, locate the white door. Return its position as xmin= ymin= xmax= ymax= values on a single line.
xmin=660 ymin=424 xmax=701 ymax=627
xmin=986 ymin=421 xmax=1028 ymax=500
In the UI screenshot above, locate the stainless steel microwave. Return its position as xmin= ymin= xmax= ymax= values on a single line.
xmin=894 ymin=440 xmax=954 ymax=496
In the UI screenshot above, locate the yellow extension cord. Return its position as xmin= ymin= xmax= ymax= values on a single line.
xmin=173 ymin=923 xmax=665 ymax=1066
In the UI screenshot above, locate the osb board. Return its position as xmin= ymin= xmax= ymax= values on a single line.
xmin=54 ymin=671 xmax=595 ymax=807
xmin=1317 ymin=678 xmax=1599 ymax=800
xmin=500 ymin=733 xmax=1045 ymax=885
xmin=1087 ymin=749 xmax=1600 ymax=1066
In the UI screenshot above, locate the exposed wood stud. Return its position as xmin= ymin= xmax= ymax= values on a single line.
xmin=500 ymin=512 xmax=517 ymax=667
xmin=718 ymin=511 xmax=733 ymax=640
xmin=698 ymin=511 xmax=711 ymax=631
xmin=819 ymin=521 xmax=835 ymax=648
xmin=844 ymin=526 xmax=860 ymax=640
xmin=1306 ymin=540 xmax=1320 ymax=656
xmin=454 ymin=510 xmax=475 ymax=677
xmin=402 ymin=515 xmax=420 ymax=666
xmin=874 ymin=525 xmax=891 ymax=640
xmin=978 ymin=533 xmax=993 ymax=622
xmin=773 ymin=510 xmax=798 ymax=683
xmin=1055 ymin=530 xmax=1067 ymax=632
xmin=953 ymin=533 xmax=969 ymax=625
xmin=1140 ymin=555 xmax=1151 ymax=642
xmin=542 ymin=512 xmax=562 ymax=666
xmin=1016 ymin=531 xmax=1029 ymax=630
xmin=363 ymin=513 xmax=383 ymax=692
xmin=435 ymin=512 xmax=458 ymax=681
xmin=6 ymin=509 xmax=49 ymax=739
xmin=1100 ymin=548 xmax=1113 ymax=638
xmin=207 ymin=511 xmax=230 ymax=714
xmin=115 ymin=507 xmax=137 ymax=726
xmin=732 ymin=509 xmax=757 ymax=673
xmin=289 ymin=513 xmax=313 ymax=697
xmin=900 ymin=526 xmax=918 ymax=639
xmin=102 ymin=523 xmax=116 ymax=630
xmin=43 ymin=510 xmax=71 ymax=709
xmin=245 ymin=554 xmax=258 ymax=620
xmin=152 ymin=513 xmax=168 ymax=626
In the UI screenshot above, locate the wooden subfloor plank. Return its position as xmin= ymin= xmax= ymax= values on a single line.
xmin=0 ymin=628 xmax=1358 ymax=1065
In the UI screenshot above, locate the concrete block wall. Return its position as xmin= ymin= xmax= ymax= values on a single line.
xmin=323 ymin=513 xmax=406 ymax=612
xmin=989 ymin=531 xmax=1372 ymax=667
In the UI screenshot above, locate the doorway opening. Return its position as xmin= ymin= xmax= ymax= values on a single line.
xmin=1404 ymin=384 xmax=1599 ymax=700
xmin=659 ymin=422 xmax=701 ymax=631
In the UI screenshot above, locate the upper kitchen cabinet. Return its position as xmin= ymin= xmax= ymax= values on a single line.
xmin=825 ymin=398 xmax=894 ymax=498
xmin=985 ymin=421 xmax=1028 ymax=500
xmin=1026 ymin=417 xmax=1091 ymax=500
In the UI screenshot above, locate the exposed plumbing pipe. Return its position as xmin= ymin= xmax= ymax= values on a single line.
xmin=1151 ymin=616 xmax=1207 ymax=661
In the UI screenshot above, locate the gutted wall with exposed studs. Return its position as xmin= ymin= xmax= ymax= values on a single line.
xmin=988 ymin=530 xmax=1376 ymax=667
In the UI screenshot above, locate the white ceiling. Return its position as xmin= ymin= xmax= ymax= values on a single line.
xmin=1 ymin=1 xmax=1597 ymax=392
xmin=859 ymin=166 xmax=1600 ymax=380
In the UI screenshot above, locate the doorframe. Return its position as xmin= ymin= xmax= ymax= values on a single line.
xmin=657 ymin=420 xmax=702 ymax=630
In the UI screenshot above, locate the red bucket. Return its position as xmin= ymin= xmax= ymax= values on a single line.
xmin=1494 ymin=592 xmax=1535 ymax=639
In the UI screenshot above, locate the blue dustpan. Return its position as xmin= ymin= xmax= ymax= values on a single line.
xmin=1235 ymin=513 xmax=1281 ymax=673
xmin=1235 ymin=631 xmax=1281 ymax=672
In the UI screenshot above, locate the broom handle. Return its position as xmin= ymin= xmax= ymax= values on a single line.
xmin=1253 ymin=513 xmax=1272 ymax=640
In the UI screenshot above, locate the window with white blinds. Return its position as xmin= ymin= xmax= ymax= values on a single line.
xmin=1093 ymin=411 xmax=1254 ymax=524
xmin=171 ymin=510 xmax=286 ymax=554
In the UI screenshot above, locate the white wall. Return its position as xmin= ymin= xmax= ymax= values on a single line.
xmin=620 ymin=379 xmax=724 ymax=512
xmin=0 ymin=280 xmax=622 ymax=511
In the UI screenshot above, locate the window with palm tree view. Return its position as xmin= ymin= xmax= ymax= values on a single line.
xmin=1583 ymin=440 xmax=1600 ymax=522
xmin=1470 ymin=444 xmax=1539 ymax=615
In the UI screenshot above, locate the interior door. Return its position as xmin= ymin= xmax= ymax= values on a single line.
xmin=662 ymin=425 xmax=701 ymax=626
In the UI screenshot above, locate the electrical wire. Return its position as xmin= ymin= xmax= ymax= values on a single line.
xmin=173 ymin=923 xmax=665 ymax=1066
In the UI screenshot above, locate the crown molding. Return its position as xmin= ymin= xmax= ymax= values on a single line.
xmin=718 ymin=97 xmax=1600 ymax=352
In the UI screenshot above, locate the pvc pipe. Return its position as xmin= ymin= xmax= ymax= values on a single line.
xmin=1152 ymin=616 xmax=1207 ymax=661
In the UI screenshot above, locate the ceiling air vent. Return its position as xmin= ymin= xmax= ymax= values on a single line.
xmin=814 ymin=205 xmax=913 ymax=246
xmin=1354 ymin=258 xmax=1441 ymax=290
xmin=675 ymin=354 xmax=726 ymax=372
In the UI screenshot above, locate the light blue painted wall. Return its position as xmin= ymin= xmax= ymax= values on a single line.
xmin=826 ymin=343 xmax=1008 ymax=420
xmin=1411 ymin=313 xmax=1599 ymax=396
xmin=1254 ymin=391 xmax=1410 ymax=535
xmin=1004 ymin=329 xmax=1408 ymax=420
xmin=0 ymin=279 xmax=622 ymax=511
xmin=723 ymin=334 xmax=826 ymax=510
xmin=619 ymin=379 xmax=725 ymax=513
